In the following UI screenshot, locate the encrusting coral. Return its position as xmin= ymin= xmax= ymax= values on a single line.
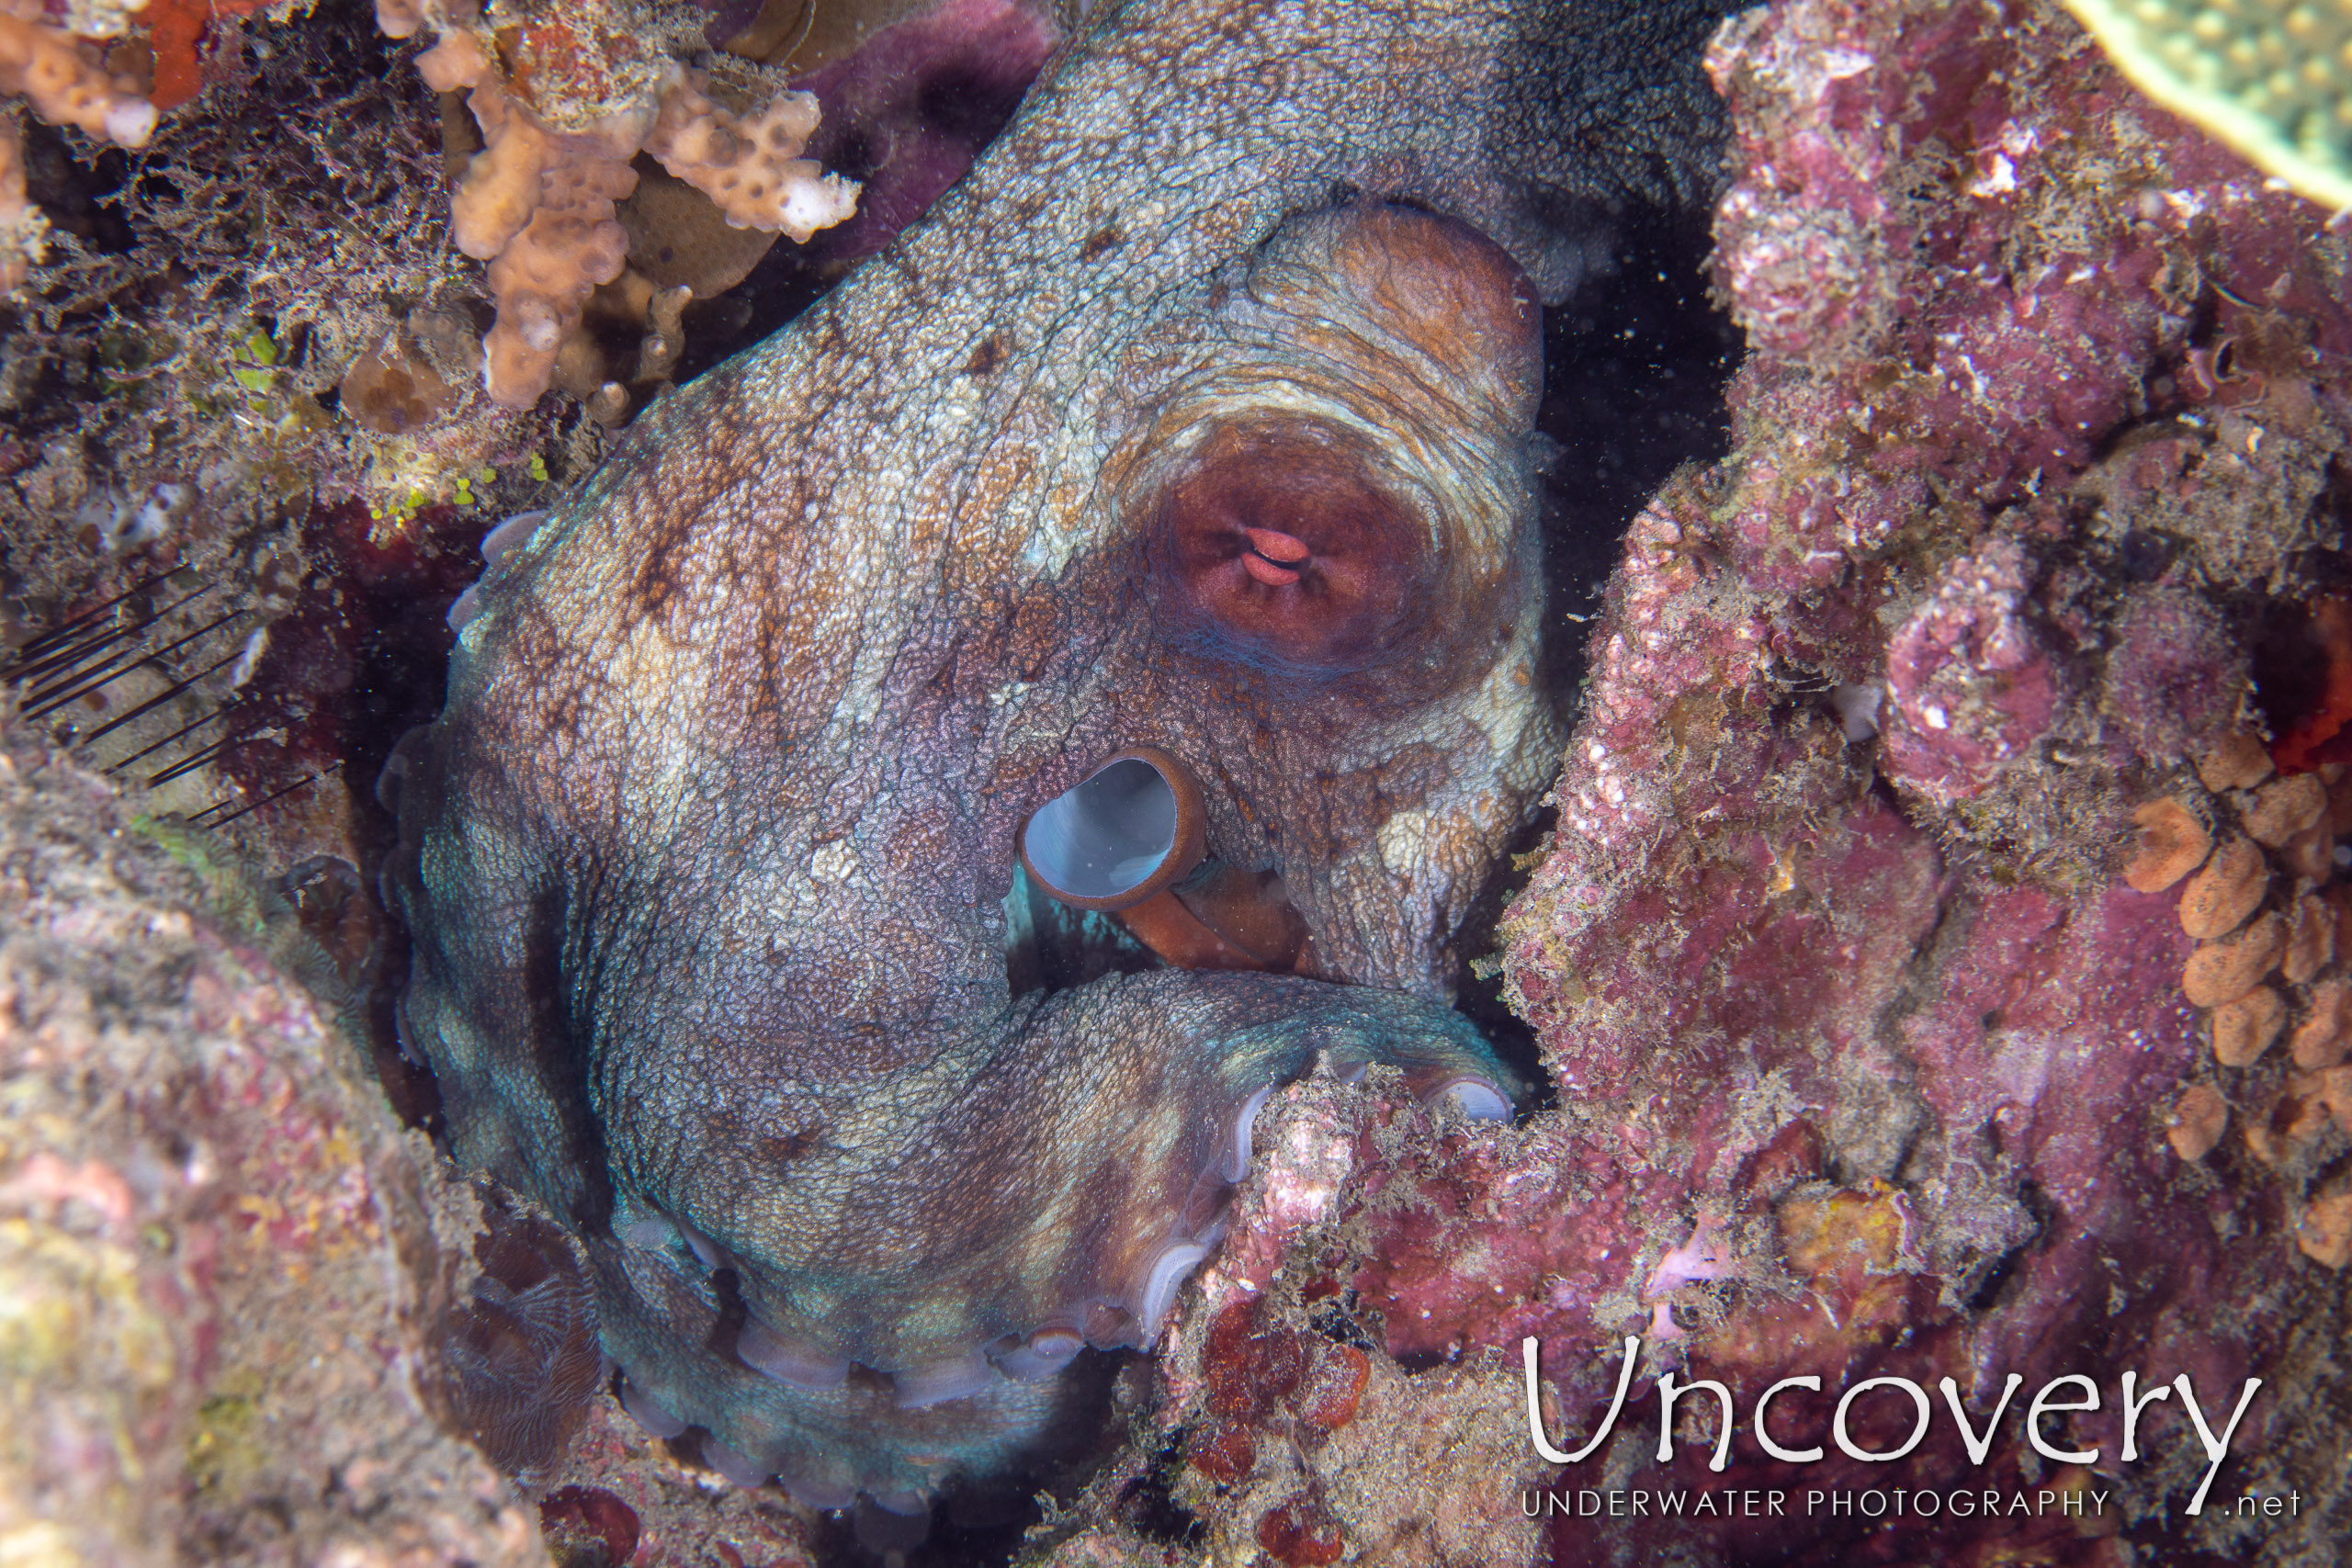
xmin=2161 ymin=728 xmax=2352 ymax=1229
xmin=0 ymin=0 xmax=158 ymax=290
xmin=2180 ymin=830 xmax=2267 ymax=936
xmin=0 ymin=0 xmax=154 ymax=145
xmin=380 ymin=0 xmax=859 ymax=407
xmin=2168 ymin=1082 xmax=2232 ymax=1157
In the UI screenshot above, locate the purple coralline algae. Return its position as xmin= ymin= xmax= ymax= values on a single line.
xmin=1881 ymin=540 xmax=2076 ymax=806
xmin=1086 ymin=0 xmax=2352 ymax=1564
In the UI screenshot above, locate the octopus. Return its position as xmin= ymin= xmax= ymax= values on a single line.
xmin=385 ymin=0 xmax=1731 ymax=1531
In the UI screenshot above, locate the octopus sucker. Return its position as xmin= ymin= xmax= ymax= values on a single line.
xmin=995 ymin=1325 xmax=1087 ymax=1382
xmin=1222 ymin=1082 xmax=1277 ymax=1181
xmin=894 ymin=1350 xmax=999 ymax=1409
xmin=1438 ymin=1076 xmax=1516 ymax=1121
xmin=617 ymin=1375 xmax=688 ymax=1439
xmin=390 ymin=0 xmax=1731 ymax=1525
xmin=786 ymin=1471 xmax=859 ymax=1512
xmin=740 ymin=1315 xmax=854 ymax=1392
xmin=703 ymin=1435 xmax=775 ymax=1487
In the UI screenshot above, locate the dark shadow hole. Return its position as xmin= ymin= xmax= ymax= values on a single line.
xmin=1451 ymin=200 xmax=1744 ymax=1106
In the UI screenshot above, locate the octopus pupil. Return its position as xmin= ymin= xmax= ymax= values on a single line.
xmin=1239 ymin=525 xmax=1311 ymax=587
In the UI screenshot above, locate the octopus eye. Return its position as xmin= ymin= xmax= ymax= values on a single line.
xmin=1018 ymin=746 xmax=1206 ymax=909
xmin=1149 ymin=424 xmax=1433 ymax=676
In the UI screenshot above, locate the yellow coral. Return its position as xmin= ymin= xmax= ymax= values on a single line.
xmin=2062 ymin=0 xmax=2352 ymax=209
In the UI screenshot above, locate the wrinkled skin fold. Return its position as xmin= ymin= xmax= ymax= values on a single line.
xmin=390 ymin=0 xmax=1731 ymax=1511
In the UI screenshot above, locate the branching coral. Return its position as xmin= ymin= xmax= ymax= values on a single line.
xmin=480 ymin=140 xmax=639 ymax=408
xmin=382 ymin=0 xmax=860 ymax=407
xmin=0 ymin=0 xmax=159 ymax=290
xmin=414 ymin=29 xmax=648 ymax=406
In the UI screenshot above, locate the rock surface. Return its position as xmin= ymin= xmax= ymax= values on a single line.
xmin=0 ymin=716 xmax=543 ymax=1567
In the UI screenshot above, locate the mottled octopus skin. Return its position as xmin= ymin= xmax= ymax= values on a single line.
xmin=391 ymin=0 xmax=1730 ymax=1509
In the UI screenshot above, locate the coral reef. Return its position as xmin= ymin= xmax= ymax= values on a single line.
xmin=643 ymin=68 xmax=854 ymax=238
xmin=0 ymin=0 xmax=554 ymax=621
xmin=1134 ymin=1084 xmax=1554 ymax=1568
xmin=0 ymin=101 xmax=32 ymax=290
xmin=416 ymin=26 xmax=651 ymax=409
xmin=0 ymin=716 xmax=547 ymax=1564
xmin=0 ymin=0 xmax=154 ymax=157
xmin=0 ymin=0 xmax=1005 ymax=662
xmin=10 ymin=0 xmax=2352 ymax=1562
